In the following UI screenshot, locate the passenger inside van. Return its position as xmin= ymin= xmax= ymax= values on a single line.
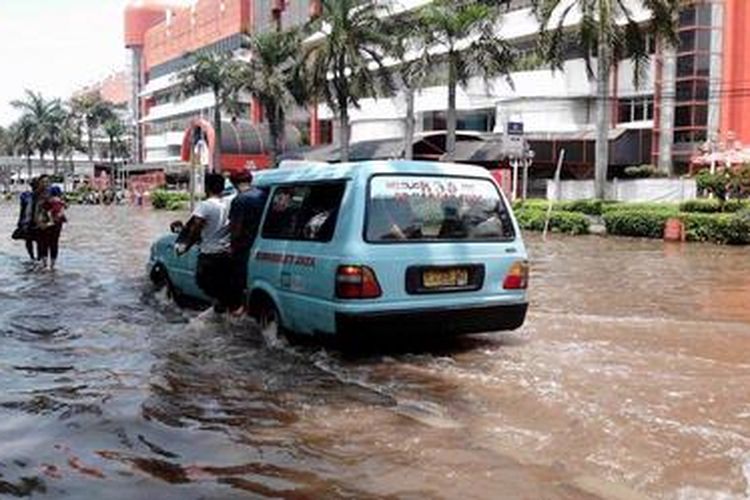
xmin=368 ymin=197 xmax=422 ymax=241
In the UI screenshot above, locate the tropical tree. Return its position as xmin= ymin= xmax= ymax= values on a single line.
xmin=302 ymin=0 xmax=395 ymax=162
xmin=11 ymin=117 xmax=36 ymax=179
xmin=103 ymin=117 xmax=127 ymax=167
xmin=70 ymin=91 xmax=115 ymax=162
xmin=178 ymin=52 xmax=244 ymax=172
xmin=44 ymin=99 xmax=73 ymax=174
xmin=415 ymin=0 xmax=516 ymax=161
xmin=241 ymin=29 xmax=304 ymax=168
xmin=386 ymin=17 xmax=433 ymax=161
xmin=532 ymin=0 xmax=680 ymax=199
xmin=0 ymin=126 xmax=13 ymax=156
xmin=11 ymin=90 xmax=57 ymax=165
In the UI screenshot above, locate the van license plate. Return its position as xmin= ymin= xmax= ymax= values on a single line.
xmin=422 ymin=268 xmax=469 ymax=289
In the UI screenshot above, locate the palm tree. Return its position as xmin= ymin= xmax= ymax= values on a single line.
xmin=415 ymin=0 xmax=516 ymax=161
xmin=44 ymin=99 xmax=70 ymax=175
xmin=11 ymin=90 xmax=57 ymax=166
xmin=386 ymin=17 xmax=433 ymax=161
xmin=302 ymin=0 xmax=395 ymax=162
xmin=11 ymin=117 xmax=36 ymax=179
xmin=0 ymin=126 xmax=12 ymax=156
xmin=178 ymin=52 xmax=244 ymax=172
xmin=103 ymin=117 xmax=126 ymax=169
xmin=532 ymin=0 xmax=680 ymax=199
xmin=70 ymin=91 xmax=115 ymax=162
xmin=241 ymin=29 xmax=304 ymax=168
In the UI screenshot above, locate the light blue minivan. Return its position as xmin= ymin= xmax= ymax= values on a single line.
xmin=148 ymin=160 xmax=529 ymax=337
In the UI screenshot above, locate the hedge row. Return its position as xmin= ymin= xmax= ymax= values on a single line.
xmin=514 ymin=199 xmax=608 ymax=216
xmin=514 ymin=199 xmax=683 ymax=216
xmin=678 ymin=199 xmax=750 ymax=213
xmin=682 ymin=212 xmax=750 ymax=244
xmin=603 ymin=209 xmax=750 ymax=244
xmin=514 ymin=198 xmax=750 ymax=243
xmin=151 ymin=190 xmax=190 ymax=211
xmin=517 ymin=198 xmax=750 ymax=215
xmin=515 ymin=208 xmax=590 ymax=235
xmin=602 ymin=210 xmax=672 ymax=239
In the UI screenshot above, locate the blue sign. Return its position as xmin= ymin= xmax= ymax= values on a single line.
xmin=507 ymin=122 xmax=524 ymax=136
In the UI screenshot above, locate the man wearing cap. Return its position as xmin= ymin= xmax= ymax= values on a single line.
xmin=228 ymin=169 xmax=270 ymax=313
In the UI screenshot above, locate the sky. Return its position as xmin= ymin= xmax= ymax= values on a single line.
xmin=0 ymin=0 xmax=129 ymax=126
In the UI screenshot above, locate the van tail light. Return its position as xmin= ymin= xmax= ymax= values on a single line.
xmin=336 ymin=265 xmax=382 ymax=299
xmin=503 ymin=261 xmax=529 ymax=290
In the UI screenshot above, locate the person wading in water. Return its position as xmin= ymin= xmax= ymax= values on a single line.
xmin=227 ymin=170 xmax=269 ymax=315
xmin=14 ymin=177 xmax=40 ymax=261
xmin=174 ymin=173 xmax=239 ymax=315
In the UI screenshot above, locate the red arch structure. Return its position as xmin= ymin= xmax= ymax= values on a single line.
xmin=180 ymin=118 xmax=301 ymax=173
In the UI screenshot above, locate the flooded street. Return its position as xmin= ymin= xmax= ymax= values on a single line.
xmin=1 ymin=204 xmax=749 ymax=499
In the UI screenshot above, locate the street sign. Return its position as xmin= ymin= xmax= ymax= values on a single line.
xmin=504 ymin=121 xmax=526 ymax=159
xmin=507 ymin=121 xmax=524 ymax=136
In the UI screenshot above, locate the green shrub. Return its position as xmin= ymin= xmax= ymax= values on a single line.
xmin=623 ymin=164 xmax=668 ymax=179
xmin=724 ymin=200 xmax=750 ymax=212
xmin=603 ymin=208 xmax=750 ymax=244
xmin=695 ymin=165 xmax=750 ymax=201
xmin=556 ymin=199 xmax=605 ymax=216
xmin=513 ymin=199 xmax=548 ymax=211
xmin=682 ymin=211 xmax=750 ymax=245
xmin=64 ymin=192 xmax=83 ymax=205
xmin=165 ymin=199 xmax=188 ymax=211
xmin=679 ymin=199 xmax=722 ymax=213
xmin=513 ymin=199 xmax=605 ymax=216
xmin=603 ymin=210 xmax=672 ymax=238
xmin=602 ymin=202 xmax=679 ymax=214
xmin=151 ymin=190 xmax=190 ymax=210
xmin=679 ymin=198 xmax=750 ymax=213
xmin=515 ymin=208 xmax=589 ymax=235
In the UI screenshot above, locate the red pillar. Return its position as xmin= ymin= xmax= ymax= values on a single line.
xmin=309 ymin=103 xmax=321 ymax=146
xmin=251 ymin=97 xmax=263 ymax=124
xmin=720 ymin=0 xmax=750 ymax=143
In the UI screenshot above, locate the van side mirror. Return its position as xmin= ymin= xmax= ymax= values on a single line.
xmin=170 ymin=221 xmax=184 ymax=234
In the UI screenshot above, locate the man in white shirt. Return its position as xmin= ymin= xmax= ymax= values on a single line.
xmin=175 ymin=173 xmax=239 ymax=313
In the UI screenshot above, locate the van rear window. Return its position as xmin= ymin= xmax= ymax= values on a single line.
xmin=366 ymin=175 xmax=514 ymax=242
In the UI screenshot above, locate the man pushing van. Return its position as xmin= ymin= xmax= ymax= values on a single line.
xmin=227 ymin=170 xmax=269 ymax=314
xmin=175 ymin=173 xmax=240 ymax=314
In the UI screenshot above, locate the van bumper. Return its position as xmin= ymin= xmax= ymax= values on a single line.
xmin=335 ymin=302 xmax=528 ymax=337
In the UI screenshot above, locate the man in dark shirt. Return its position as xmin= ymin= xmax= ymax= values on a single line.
xmin=228 ymin=170 xmax=269 ymax=313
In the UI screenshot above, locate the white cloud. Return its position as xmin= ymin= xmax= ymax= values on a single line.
xmin=0 ymin=0 xmax=129 ymax=126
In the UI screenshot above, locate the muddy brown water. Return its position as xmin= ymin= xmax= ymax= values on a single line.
xmin=0 ymin=205 xmax=749 ymax=499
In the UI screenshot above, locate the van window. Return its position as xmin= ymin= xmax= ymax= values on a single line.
xmin=262 ymin=182 xmax=346 ymax=242
xmin=366 ymin=175 xmax=514 ymax=242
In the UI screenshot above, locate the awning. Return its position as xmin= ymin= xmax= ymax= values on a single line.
xmin=284 ymin=131 xmax=510 ymax=163
xmin=439 ymin=140 xmax=507 ymax=162
xmin=181 ymin=118 xmax=302 ymax=162
xmin=524 ymin=128 xmax=627 ymax=141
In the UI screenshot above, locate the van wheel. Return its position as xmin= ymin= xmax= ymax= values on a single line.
xmin=166 ymin=280 xmax=189 ymax=308
xmin=254 ymin=298 xmax=284 ymax=345
xmin=150 ymin=264 xmax=168 ymax=290
xmin=153 ymin=266 xmax=187 ymax=308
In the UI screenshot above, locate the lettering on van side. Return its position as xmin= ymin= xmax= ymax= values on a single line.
xmin=254 ymin=251 xmax=316 ymax=268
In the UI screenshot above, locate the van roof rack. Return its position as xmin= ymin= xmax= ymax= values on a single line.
xmin=277 ymin=160 xmax=330 ymax=169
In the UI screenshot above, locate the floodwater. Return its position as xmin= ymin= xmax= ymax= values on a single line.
xmin=0 ymin=205 xmax=749 ymax=500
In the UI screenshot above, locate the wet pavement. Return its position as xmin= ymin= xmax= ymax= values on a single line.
xmin=0 ymin=204 xmax=749 ymax=499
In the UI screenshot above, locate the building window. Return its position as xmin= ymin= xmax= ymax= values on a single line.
xmin=423 ymin=109 xmax=496 ymax=132
xmin=617 ymin=96 xmax=654 ymax=123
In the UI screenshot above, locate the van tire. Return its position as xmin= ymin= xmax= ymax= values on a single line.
xmin=166 ymin=280 xmax=188 ymax=308
xmin=151 ymin=264 xmax=187 ymax=308
xmin=250 ymin=293 xmax=285 ymax=341
xmin=150 ymin=264 xmax=168 ymax=289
